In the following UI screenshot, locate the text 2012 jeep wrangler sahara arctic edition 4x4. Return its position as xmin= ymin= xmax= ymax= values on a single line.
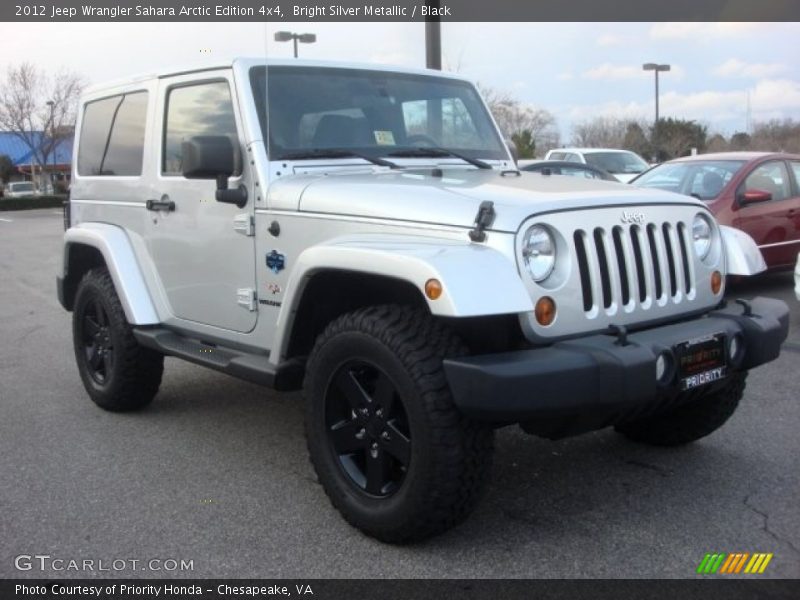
xmin=58 ymin=59 xmax=789 ymax=542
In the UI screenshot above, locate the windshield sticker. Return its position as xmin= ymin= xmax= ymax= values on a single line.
xmin=373 ymin=130 xmax=396 ymax=145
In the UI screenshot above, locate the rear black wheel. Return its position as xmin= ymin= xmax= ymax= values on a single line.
xmin=72 ymin=268 xmax=163 ymax=411
xmin=304 ymin=305 xmax=494 ymax=543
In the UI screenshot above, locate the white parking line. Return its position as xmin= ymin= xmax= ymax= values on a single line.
xmin=0 ymin=218 xmax=13 ymax=223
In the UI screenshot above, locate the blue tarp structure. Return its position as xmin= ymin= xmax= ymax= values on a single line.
xmin=0 ymin=131 xmax=73 ymax=169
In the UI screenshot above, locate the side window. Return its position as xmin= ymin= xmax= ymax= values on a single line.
xmin=790 ymin=162 xmax=800 ymax=192
xmin=100 ymin=92 xmax=148 ymax=176
xmin=744 ymin=161 xmax=791 ymax=202
xmin=163 ymin=81 xmax=238 ymax=175
xmin=548 ymin=152 xmax=567 ymax=161
xmin=77 ymin=93 xmax=148 ymax=176
xmin=77 ymin=97 xmax=119 ymax=175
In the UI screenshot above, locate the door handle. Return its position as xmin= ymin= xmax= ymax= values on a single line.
xmin=146 ymin=197 xmax=175 ymax=212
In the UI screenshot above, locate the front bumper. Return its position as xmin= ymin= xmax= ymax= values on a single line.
xmin=443 ymin=297 xmax=789 ymax=429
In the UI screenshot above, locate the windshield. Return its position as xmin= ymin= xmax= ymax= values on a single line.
xmin=633 ymin=160 xmax=746 ymax=200
xmin=584 ymin=151 xmax=648 ymax=174
xmin=11 ymin=183 xmax=33 ymax=192
xmin=250 ymin=66 xmax=507 ymax=162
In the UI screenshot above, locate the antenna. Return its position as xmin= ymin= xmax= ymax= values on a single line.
xmin=745 ymin=89 xmax=752 ymax=134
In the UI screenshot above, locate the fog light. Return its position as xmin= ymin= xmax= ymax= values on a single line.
xmin=534 ymin=296 xmax=557 ymax=326
xmin=729 ymin=334 xmax=744 ymax=365
xmin=655 ymin=354 xmax=666 ymax=380
xmin=711 ymin=271 xmax=723 ymax=295
xmin=424 ymin=278 xmax=443 ymax=300
xmin=655 ymin=351 xmax=674 ymax=385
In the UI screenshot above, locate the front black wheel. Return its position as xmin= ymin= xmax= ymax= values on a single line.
xmin=72 ymin=268 xmax=163 ymax=411
xmin=304 ymin=305 xmax=494 ymax=543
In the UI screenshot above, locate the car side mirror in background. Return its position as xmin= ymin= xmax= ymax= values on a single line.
xmin=181 ymin=136 xmax=248 ymax=208
xmin=739 ymin=189 xmax=772 ymax=205
xmin=504 ymin=138 xmax=519 ymax=163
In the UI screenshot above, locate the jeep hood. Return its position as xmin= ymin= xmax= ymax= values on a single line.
xmin=268 ymin=168 xmax=701 ymax=233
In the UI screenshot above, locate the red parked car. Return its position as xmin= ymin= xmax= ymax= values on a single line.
xmin=632 ymin=152 xmax=800 ymax=269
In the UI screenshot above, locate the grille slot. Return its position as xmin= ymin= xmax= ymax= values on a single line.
xmin=574 ymin=231 xmax=593 ymax=312
xmin=593 ymin=228 xmax=612 ymax=309
xmin=611 ymin=226 xmax=631 ymax=307
xmin=677 ymin=222 xmax=692 ymax=294
xmin=663 ymin=223 xmax=678 ymax=297
xmin=572 ymin=220 xmax=694 ymax=315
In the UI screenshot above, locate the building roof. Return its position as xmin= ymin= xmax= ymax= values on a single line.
xmin=0 ymin=131 xmax=73 ymax=167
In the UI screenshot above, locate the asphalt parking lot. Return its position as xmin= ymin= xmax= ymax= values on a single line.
xmin=1 ymin=208 xmax=798 ymax=579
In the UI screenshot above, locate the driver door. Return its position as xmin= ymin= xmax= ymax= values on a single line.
xmin=147 ymin=71 xmax=257 ymax=333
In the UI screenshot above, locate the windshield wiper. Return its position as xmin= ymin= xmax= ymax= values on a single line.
xmin=276 ymin=149 xmax=400 ymax=169
xmin=386 ymin=147 xmax=492 ymax=169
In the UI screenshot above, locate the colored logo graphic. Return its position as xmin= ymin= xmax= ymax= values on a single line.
xmin=697 ymin=552 xmax=773 ymax=574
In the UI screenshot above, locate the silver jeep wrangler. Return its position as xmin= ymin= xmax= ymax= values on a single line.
xmin=58 ymin=58 xmax=789 ymax=542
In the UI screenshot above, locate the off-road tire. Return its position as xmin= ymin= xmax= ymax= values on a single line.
xmin=614 ymin=372 xmax=747 ymax=446
xmin=72 ymin=267 xmax=163 ymax=411
xmin=304 ymin=305 xmax=494 ymax=543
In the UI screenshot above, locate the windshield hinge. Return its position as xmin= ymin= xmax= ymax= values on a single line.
xmin=468 ymin=201 xmax=495 ymax=243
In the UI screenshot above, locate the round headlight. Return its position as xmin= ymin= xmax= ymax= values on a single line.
xmin=522 ymin=224 xmax=556 ymax=282
xmin=692 ymin=214 xmax=712 ymax=259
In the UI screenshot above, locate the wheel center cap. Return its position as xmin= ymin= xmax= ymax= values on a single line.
xmin=366 ymin=417 xmax=384 ymax=440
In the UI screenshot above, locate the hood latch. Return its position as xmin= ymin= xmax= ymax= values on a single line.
xmin=468 ymin=201 xmax=496 ymax=242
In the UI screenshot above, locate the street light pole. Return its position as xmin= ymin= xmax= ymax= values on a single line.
xmin=46 ymin=99 xmax=55 ymax=194
xmin=274 ymin=31 xmax=317 ymax=58
xmin=642 ymin=63 xmax=670 ymax=161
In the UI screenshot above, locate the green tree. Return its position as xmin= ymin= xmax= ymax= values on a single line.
xmin=706 ymin=133 xmax=729 ymax=153
xmin=0 ymin=154 xmax=13 ymax=184
xmin=511 ymin=129 xmax=536 ymax=159
xmin=653 ymin=118 xmax=707 ymax=161
xmin=729 ymin=132 xmax=751 ymax=151
xmin=621 ymin=122 xmax=652 ymax=159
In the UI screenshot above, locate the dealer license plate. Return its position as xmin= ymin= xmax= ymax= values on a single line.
xmin=675 ymin=334 xmax=727 ymax=391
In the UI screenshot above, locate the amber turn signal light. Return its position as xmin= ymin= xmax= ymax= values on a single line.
xmin=711 ymin=271 xmax=723 ymax=295
xmin=534 ymin=296 xmax=557 ymax=326
xmin=425 ymin=278 xmax=443 ymax=300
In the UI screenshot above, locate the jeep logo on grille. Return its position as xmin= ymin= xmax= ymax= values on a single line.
xmin=621 ymin=211 xmax=645 ymax=224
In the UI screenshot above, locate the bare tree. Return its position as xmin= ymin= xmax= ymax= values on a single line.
xmin=706 ymin=133 xmax=729 ymax=153
xmin=0 ymin=63 xmax=85 ymax=185
xmin=750 ymin=119 xmax=800 ymax=153
xmin=477 ymin=83 xmax=560 ymax=156
xmin=571 ymin=116 xmax=636 ymax=148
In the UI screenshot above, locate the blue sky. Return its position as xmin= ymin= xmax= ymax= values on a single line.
xmin=2 ymin=22 xmax=798 ymax=139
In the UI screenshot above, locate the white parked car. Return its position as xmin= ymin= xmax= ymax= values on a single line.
xmin=795 ymin=253 xmax=800 ymax=301
xmin=58 ymin=58 xmax=789 ymax=543
xmin=4 ymin=181 xmax=38 ymax=198
xmin=544 ymin=147 xmax=650 ymax=183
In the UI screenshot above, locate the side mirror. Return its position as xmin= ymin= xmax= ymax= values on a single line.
xmin=504 ymin=138 xmax=519 ymax=163
xmin=181 ymin=136 xmax=247 ymax=208
xmin=740 ymin=189 xmax=772 ymax=205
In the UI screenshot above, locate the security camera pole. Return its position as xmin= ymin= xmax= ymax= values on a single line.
xmin=274 ymin=31 xmax=317 ymax=58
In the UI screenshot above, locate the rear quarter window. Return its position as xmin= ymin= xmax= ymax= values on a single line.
xmin=77 ymin=91 xmax=148 ymax=176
